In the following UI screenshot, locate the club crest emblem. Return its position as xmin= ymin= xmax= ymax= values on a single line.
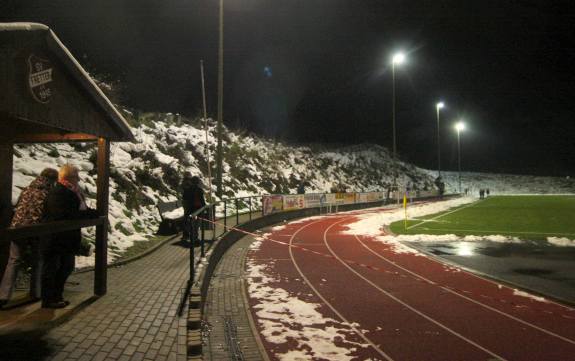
xmin=27 ymin=54 xmax=53 ymax=104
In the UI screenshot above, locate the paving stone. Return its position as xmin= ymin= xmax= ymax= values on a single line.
xmin=62 ymin=341 xmax=80 ymax=353
xmin=68 ymin=348 xmax=87 ymax=359
xmin=77 ymin=354 xmax=92 ymax=361
xmin=122 ymin=344 xmax=138 ymax=356
xmin=99 ymin=342 xmax=115 ymax=353
xmin=130 ymin=351 xmax=146 ymax=361
xmin=108 ymin=348 xmax=123 ymax=359
xmin=92 ymin=351 xmax=109 ymax=361
xmin=85 ymin=344 xmax=101 ymax=355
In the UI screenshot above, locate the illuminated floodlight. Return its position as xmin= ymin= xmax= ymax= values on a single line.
xmin=455 ymin=122 xmax=465 ymax=132
xmin=392 ymin=52 xmax=406 ymax=65
xmin=436 ymin=102 xmax=445 ymax=109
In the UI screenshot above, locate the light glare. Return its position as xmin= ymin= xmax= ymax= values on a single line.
xmin=456 ymin=242 xmax=474 ymax=256
xmin=436 ymin=102 xmax=445 ymax=109
xmin=455 ymin=122 xmax=465 ymax=131
xmin=392 ymin=52 xmax=405 ymax=65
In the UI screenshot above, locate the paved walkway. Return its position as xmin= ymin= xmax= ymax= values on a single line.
xmin=1 ymin=237 xmax=193 ymax=361
xmin=203 ymin=232 xmax=268 ymax=361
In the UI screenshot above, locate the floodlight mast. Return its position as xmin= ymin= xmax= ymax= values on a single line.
xmin=455 ymin=121 xmax=465 ymax=193
xmin=390 ymin=51 xmax=407 ymax=202
xmin=391 ymin=52 xmax=406 ymax=161
xmin=216 ymin=0 xmax=224 ymax=197
xmin=436 ymin=102 xmax=445 ymax=178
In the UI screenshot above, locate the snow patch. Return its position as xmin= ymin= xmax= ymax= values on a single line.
xmin=246 ymin=260 xmax=367 ymax=360
xmin=512 ymin=289 xmax=549 ymax=303
xmin=547 ymin=237 xmax=575 ymax=247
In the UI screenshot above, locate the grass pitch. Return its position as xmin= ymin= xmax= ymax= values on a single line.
xmin=390 ymin=195 xmax=575 ymax=240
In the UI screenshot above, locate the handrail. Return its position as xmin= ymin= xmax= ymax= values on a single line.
xmin=189 ymin=194 xmax=266 ymax=219
xmin=1 ymin=216 xmax=106 ymax=242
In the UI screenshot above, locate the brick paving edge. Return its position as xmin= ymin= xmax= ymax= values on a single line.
xmin=240 ymin=277 xmax=271 ymax=361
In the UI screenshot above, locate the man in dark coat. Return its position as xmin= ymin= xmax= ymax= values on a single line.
xmin=41 ymin=165 xmax=97 ymax=308
xmin=0 ymin=168 xmax=58 ymax=308
xmin=297 ymin=181 xmax=306 ymax=194
xmin=181 ymin=175 xmax=206 ymax=243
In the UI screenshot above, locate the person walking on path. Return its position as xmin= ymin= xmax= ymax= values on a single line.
xmin=41 ymin=165 xmax=97 ymax=309
xmin=182 ymin=175 xmax=206 ymax=243
xmin=0 ymin=168 xmax=58 ymax=309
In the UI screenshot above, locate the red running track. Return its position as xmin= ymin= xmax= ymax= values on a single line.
xmin=245 ymin=211 xmax=575 ymax=361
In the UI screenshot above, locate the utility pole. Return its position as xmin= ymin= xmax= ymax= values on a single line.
xmin=200 ymin=60 xmax=213 ymax=203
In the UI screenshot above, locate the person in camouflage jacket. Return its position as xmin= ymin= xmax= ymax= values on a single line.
xmin=0 ymin=168 xmax=58 ymax=308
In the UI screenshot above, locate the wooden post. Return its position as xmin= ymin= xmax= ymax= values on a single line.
xmin=0 ymin=143 xmax=13 ymax=279
xmin=94 ymin=137 xmax=110 ymax=296
xmin=0 ymin=144 xmax=13 ymax=228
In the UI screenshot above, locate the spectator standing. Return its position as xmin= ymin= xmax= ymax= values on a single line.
xmin=297 ymin=181 xmax=306 ymax=194
xmin=434 ymin=176 xmax=445 ymax=198
xmin=182 ymin=175 xmax=206 ymax=243
xmin=0 ymin=168 xmax=58 ymax=309
xmin=42 ymin=165 xmax=97 ymax=309
xmin=486 ymin=189 xmax=490 ymax=197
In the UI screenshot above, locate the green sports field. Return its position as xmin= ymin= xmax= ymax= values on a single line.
xmin=390 ymin=195 xmax=575 ymax=240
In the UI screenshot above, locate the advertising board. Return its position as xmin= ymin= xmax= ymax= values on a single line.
xmin=262 ymin=195 xmax=283 ymax=215
xmin=283 ymin=195 xmax=305 ymax=211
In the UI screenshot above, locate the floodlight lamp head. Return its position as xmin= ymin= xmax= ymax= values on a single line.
xmin=436 ymin=102 xmax=445 ymax=109
xmin=455 ymin=122 xmax=465 ymax=132
xmin=392 ymin=52 xmax=406 ymax=65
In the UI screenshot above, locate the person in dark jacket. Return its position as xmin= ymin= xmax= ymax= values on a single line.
xmin=0 ymin=168 xmax=58 ymax=309
xmin=181 ymin=175 xmax=206 ymax=243
xmin=297 ymin=181 xmax=306 ymax=194
xmin=41 ymin=165 xmax=97 ymax=308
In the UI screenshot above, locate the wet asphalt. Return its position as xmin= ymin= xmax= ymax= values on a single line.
xmin=404 ymin=240 xmax=575 ymax=305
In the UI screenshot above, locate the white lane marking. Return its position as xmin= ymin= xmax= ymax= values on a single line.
xmin=324 ymin=219 xmax=507 ymax=361
xmin=288 ymin=219 xmax=395 ymax=361
xmin=406 ymin=200 xmax=483 ymax=230
xmin=354 ymin=234 xmax=575 ymax=346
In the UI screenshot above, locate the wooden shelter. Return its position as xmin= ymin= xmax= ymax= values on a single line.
xmin=0 ymin=23 xmax=134 ymax=296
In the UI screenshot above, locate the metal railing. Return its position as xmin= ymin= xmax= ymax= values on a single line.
xmin=185 ymin=195 xmax=264 ymax=285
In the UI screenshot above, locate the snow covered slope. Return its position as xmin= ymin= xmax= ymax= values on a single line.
xmin=11 ymin=111 xmax=574 ymax=267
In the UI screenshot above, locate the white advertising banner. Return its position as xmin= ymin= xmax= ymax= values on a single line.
xmin=283 ymin=195 xmax=305 ymax=211
xmin=304 ymin=193 xmax=323 ymax=208
xmin=357 ymin=192 xmax=384 ymax=203
xmin=323 ymin=193 xmax=336 ymax=205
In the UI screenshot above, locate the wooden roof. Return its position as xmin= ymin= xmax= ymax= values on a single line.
xmin=0 ymin=23 xmax=134 ymax=143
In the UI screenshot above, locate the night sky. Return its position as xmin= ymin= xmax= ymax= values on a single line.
xmin=2 ymin=0 xmax=575 ymax=176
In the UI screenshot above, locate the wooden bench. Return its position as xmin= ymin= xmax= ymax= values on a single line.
xmin=156 ymin=200 xmax=183 ymax=235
